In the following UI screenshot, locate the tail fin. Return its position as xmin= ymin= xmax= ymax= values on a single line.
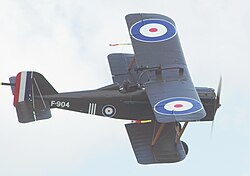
xmin=11 ymin=71 xmax=57 ymax=123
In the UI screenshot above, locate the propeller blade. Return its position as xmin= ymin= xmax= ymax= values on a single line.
xmin=210 ymin=120 xmax=215 ymax=137
xmin=216 ymin=76 xmax=222 ymax=109
xmin=211 ymin=76 xmax=222 ymax=137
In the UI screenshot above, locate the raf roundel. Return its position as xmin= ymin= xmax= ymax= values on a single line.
xmin=102 ymin=105 xmax=116 ymax=117
xmin=130 ymin=19 xmax=177 ymax=42
xmin=154 ymin=97 xmax=203 ymax=115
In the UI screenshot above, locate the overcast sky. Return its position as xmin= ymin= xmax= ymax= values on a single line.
xmin=0 ymin=0 xmax=250 ymax=175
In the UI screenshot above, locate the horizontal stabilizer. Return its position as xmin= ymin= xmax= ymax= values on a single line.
xmin=125 ymin=122 xmax=187 ymax=164
xmin=16 ymin=101 xmax=51 ymax=123
xmin=9 ymin=77 xmax=16 ymax=95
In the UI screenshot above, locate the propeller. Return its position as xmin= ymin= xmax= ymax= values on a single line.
xmin=215 ymin=76 xmax=222 ymax=110
xmin=210 ymin=76 xmax=222 ymax=136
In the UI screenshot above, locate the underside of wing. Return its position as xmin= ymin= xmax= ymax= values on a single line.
xmin=125 ymin=122 xmax=188 ymax=164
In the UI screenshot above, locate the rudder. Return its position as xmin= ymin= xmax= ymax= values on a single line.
xmin=11 ymin=71 xmax=57 ymax=123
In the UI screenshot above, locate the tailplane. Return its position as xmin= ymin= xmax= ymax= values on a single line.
xmin=6 ymin=71 xmax=57 ymax=123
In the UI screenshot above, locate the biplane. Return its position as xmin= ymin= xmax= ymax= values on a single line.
xmin=1 ymin=13 xmax=221 ymax=164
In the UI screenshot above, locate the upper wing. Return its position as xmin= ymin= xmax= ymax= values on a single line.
xmin=125 ymin=13 xmax=185 ymax=68
xmin=107 ymin=53 xmax=149 ymax=85
xmin=126 ymin=13 xmax=206 ymax=123
xmin=107 ymin=53 xmax=138 ymax=85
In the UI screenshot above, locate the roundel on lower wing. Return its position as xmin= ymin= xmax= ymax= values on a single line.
xmin=154 ymin=97 xmax=203 ymax=115
xmin=102 ymin=105 xmax=116 ymax=117
xmin=130 ymin=19 xmax=177 ymax=42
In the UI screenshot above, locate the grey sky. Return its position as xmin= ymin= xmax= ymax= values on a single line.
xmin=0 ymin=0 xmax=250 ymax=175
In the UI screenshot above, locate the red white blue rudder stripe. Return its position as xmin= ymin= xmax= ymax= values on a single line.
xmin=13 ymin=71 xmax=33 ymax=106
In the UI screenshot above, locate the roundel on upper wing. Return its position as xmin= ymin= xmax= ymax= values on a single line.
xmin=154 ymin=97 xmax=203 ymax=115
xmin=130 ymin=19 xmax=177 ymax=42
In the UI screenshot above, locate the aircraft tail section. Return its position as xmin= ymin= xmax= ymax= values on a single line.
xmin=10 ymin=71 xmax=57 ymax=123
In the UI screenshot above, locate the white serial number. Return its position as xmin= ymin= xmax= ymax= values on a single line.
xmin=51 ymin=101 xmax=70 ymax=108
